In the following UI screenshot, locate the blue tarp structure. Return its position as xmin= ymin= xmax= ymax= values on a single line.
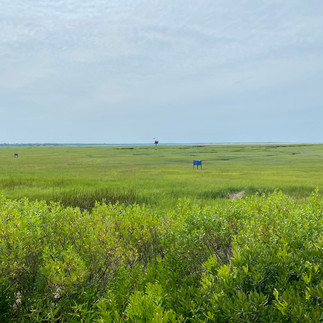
xmin=193 ymin=160 xmax=202 ymax=169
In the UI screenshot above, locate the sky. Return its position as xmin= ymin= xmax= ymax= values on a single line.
xmin=1 ymin=0 xmax=323 ymax=144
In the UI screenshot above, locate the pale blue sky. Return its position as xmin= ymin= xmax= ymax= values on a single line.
xmin=1 ymin=0 xmax=323 ymax=144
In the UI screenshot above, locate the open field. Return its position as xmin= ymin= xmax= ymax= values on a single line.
xmin=1 ymin=143 xmax=323 ymax=210
xmin=0 ymin=144 xmax=322 ymax=321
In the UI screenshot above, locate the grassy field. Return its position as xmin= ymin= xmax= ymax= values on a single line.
xmin=1 ymin=144 xmax=322 ymax=321
xmin=0 ymin=143 xmax=323 ymax=210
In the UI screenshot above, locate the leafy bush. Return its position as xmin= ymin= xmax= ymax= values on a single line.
xmin=0 ymin=191 xmax=322 ymax=321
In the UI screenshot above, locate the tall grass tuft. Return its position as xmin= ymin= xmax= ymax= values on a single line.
xmin=50 ymin=188 xmax=137 ymax=211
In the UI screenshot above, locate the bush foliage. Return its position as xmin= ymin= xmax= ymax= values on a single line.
xmin=0 ymin=191 xmax=322 ymax=322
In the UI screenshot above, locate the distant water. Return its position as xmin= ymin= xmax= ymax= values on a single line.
xmin=0 ymin=142 xmax=320 ymax=147
xmin=0 ymin=142 xmax=214 ymax=147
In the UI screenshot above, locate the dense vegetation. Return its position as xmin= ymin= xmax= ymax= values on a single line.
xmin=1 ymin=191 xmax=322 ymax=322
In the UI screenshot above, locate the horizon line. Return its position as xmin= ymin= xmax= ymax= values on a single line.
xmin=1 ymin=141 xmax=322 ymax=147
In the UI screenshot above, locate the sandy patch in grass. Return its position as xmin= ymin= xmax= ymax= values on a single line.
xmin=229 ymin=191 xmax=245 ymax=200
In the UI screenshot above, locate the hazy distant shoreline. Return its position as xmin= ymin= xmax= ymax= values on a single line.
xmin=1 ymin=142 xmax=321 ymax=147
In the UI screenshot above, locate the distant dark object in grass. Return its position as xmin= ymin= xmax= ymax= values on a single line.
xmin=14 ymin=153 xmax=19 ymax=158
xmin=154 ymin=140 xmax=159 ymax=150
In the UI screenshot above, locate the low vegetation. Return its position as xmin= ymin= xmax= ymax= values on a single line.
xmin=0 ymin=144 xmax=322 ymax=321
xmin=1 ymin=144 xmax=323 ymax=211
xmin=0 ymin=191 xmax=322 ymax=321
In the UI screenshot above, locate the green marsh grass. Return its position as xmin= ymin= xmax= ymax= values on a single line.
xmin=50 ymin=188 xmax=137 ymax=211
xmin=0 ymin=144 xmax=322 ymax=210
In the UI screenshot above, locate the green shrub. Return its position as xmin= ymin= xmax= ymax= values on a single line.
xmin=0 ymin=191 xmax=322 ymax=321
